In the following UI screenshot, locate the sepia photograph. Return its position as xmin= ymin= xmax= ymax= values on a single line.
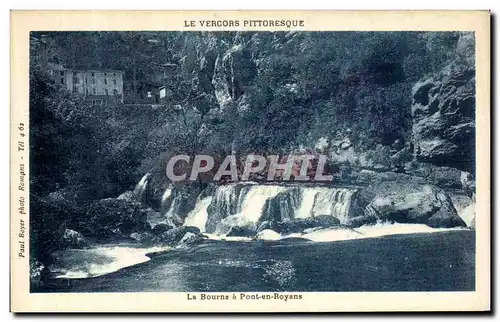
xmin=10 ymin=10 xmax=490 ymax=312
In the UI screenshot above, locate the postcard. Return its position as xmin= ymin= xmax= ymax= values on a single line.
xmin=10 ymin=10 xmax=490 ymax=312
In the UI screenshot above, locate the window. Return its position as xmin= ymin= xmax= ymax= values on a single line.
xmin=85 ymin=78 xmax=87 ymax=84
xmin=92 ymin=78 xmax=95 ymax=84
xmin=113 ymin=73 xmax=116 ymax=76
xmin=91 ymin=72 xmax=95 ymax=77
xmin=104 ymin=78 xmax=107 ymax=85
xmin=73 ymin=72 xmax=77 ymax=76
xmin=113 ymin=79 xmax=117 ymax=85
xmin=85 ymin=89 xmax=88 ymax=95
xmin=60 ymin=71 xmax=64 ymax=76
xmin=73 ymin=77 xmax=79 ymax=84
xmin=60 ymin=78 xmax=64 ymax=84
xmin=93 ymin=88 xmax=96 ymax=95
xmin=105 ymin=89 xmax=108 ymax=95
xmin=113 ymin=89 xmax=118 ymax=96
xmin=72 ymin=85 xmax=77 ymax=93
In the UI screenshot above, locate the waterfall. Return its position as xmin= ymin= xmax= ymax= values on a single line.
xmin=165 ymin=194 xmax=184 ymax=226
xmin=160 ymin=186 xmax=173 ymax=211
xmin=239 ymin=186 xmax=286 ymax=224
xmin=213 ymin=185 xmax=286 ymax=234
xmin=312 ymin=188 xmax=354 ymax=223
xmin=161 ymin=187 xmax=172 ymax=204
xmin=133 ymin=173 xmax=150 ymax=198
xmin=290 ymin=187 xmax=356 ymax=223
xmin=205 ymin=183 xmax=251 ymax=232
xmin=183 ymin=197 xmax=213 ymax=232
xmin=201 ymin=183 xmax=358 ymax=234
xmin=294 ymin=189 xmax=317 ymax=219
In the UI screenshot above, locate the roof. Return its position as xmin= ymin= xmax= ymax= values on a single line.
xmin=71 ymin=69 xmax=124 ymax=73
xmin=46 ymin=62 xmax=67 ymax=70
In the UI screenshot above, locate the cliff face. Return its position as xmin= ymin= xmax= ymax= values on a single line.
xmin=131 ymin=32 xmax=477 ymax=204
xmin=411 ymin=62 xmax=475 ymax=173
xmin=410 ymin=32 xmax=475 ymax=174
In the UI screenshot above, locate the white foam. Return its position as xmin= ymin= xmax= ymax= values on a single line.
xmin=204 ymin=233 xmax=253 ymax=242
xmin=133 ymin=173 xmax=150 ymax=197
xmin=161 ymin=187 xmax=172 ymax=204
xmin=294 ymin=189 xmax=316 ymax=219
xmin=51 ymin=245 xmax=170 ymax=279
xmin=256 ymin=223 xmax=467 ymax=243
xmin=239 ymin=186 xmax=286 ymax=223
xmin=255 ymin=229 xmax=282 ymax=241
xmin=184 ymin=196 xmax=212 ymax=232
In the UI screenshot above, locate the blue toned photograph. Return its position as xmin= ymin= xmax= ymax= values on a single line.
xmin=29 ymin=31 xmax=475 ymax=293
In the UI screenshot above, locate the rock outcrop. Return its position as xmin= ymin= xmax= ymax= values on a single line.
xmin=177 ymin=232 xmax=207 ymax=248
xmin=449 ymin=193 xmax=475 ymax=228
xmin=151 ymin=223 xmax=172 ymax=235
xmin=226 ymin=226 xmax=256 ymax=237
xmin=62 ymin=229 xmax=89 ymax=249
xmin=411 ymin=62 xmax=475 ymax=173
xmin=158 ymin=226 xmax=202 ymax=245
xmin=258 ymin=216 xmax=341 ymax=235
xmin=211 ymin=42 xmax=256 ymax=111
xmin=353 ymin=182 xmax=466 ymax=228
xmin=130 ymin=232 xmax=158 ymax=246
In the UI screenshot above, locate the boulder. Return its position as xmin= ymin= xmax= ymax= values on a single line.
xmin=147 ymin=211 xmax=167 ymax=229
xmin=346 ymin=215 xmax=378 ymax=228
xmin=449 ymin=193 xmax=475 ymax=228
xmin=404 ymin=161 xmax=466 ymax=189
xmin=177 ymin=232 xmax=206 ymax=248
xmin=152 ymin=223 xmax=172 ymax=235
xmin=411 ymin=62 xmax=475 ymax=173
xmin=226 ymin=226 xmax=256 ymax=237
xmin=62 ymin=229 xmax=89 ymax=249
xmin=458 ymin=204 xmax=475 ymax=229
xmin=257 ymin=220 xmax=280 ymax=233
xmin=214 ymin=213 xmax=257 ymax=235
xmin=130 ymin=232 xmax=158 ymax=246
xmin=159 ymin=226 xmax=201 ymax=245
xmin=362 ymin=183 xmax=466 ymax=228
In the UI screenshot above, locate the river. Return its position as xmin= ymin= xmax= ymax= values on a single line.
xmin=37 ymin=229 xmax=474 ymax=292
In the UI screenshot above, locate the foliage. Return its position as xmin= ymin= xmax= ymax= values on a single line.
xmin=31 ymin=30 xmax=471 ymax=192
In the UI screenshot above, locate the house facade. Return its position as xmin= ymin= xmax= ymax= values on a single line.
xmin=47 ymin=63 xmax=124 ymax=104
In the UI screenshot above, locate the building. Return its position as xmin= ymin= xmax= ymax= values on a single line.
xmin=159 ymin=86 xmax=167 ymax=99
xmin=46 ymin=63 xmax=124 ymax=104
